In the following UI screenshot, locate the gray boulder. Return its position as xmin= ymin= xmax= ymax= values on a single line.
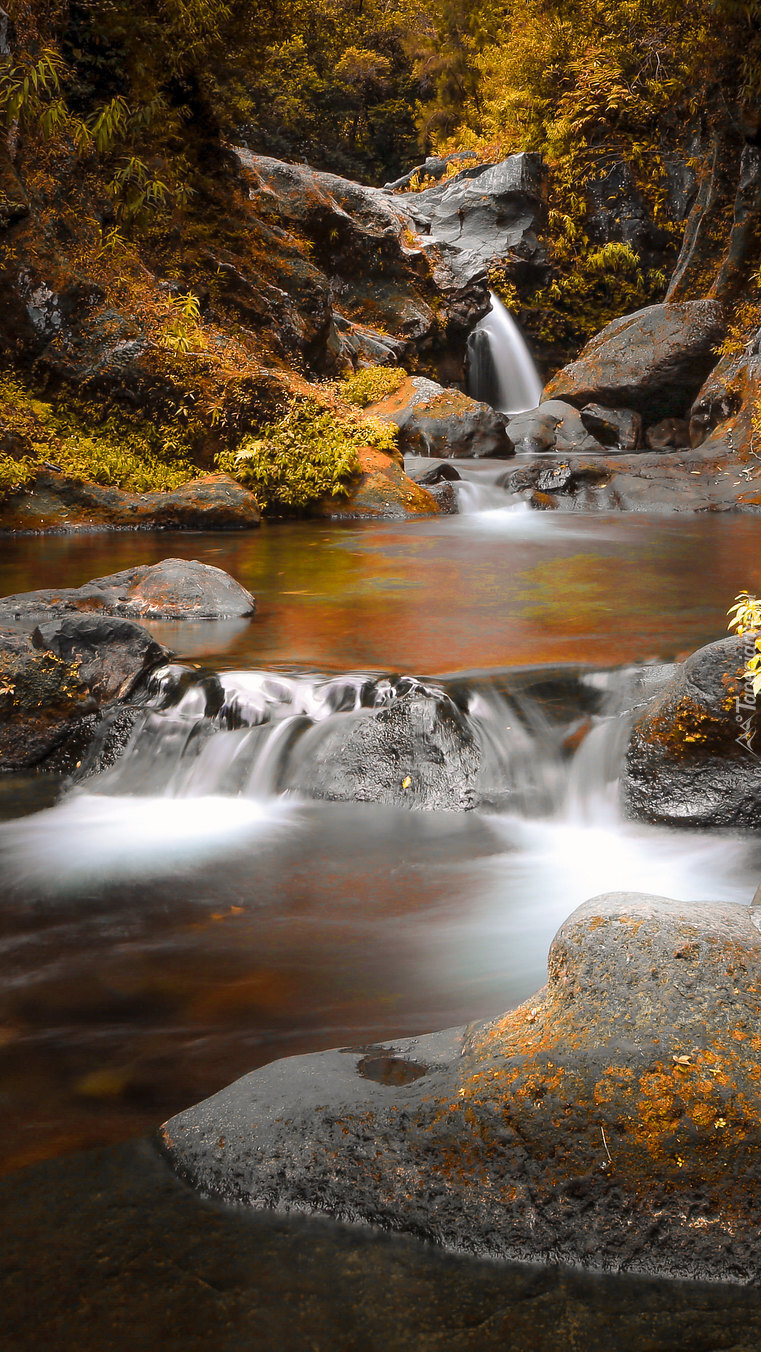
xmin=399 ymin=154 xmax=546 ymax=286
xmin=162 ymin=890 xmax=761 ymax=1282
xmin=0 ymin=615 xmax=170 ymax=771
xmin=621 ymin=635 xmax=761 ymax=827
xmin=284 ymin=688 xmax=481 ymax=810
xmin=544 ymin=300 xmax=726 ymax=420
xmin=369 ymin=375 xmax=514 ymax=458
xmin=0 ymin=558 xmax=255 ymax=624
xmin=506 ymin=399 xmax=606 ymax=454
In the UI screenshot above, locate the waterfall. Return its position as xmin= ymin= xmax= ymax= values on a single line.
xmin=466 ymin=292 xmax=542 ymax=414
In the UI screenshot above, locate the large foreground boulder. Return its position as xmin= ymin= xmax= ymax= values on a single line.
xmin=162 ymin=891 xmax=761 ymax=1282
xmin=0 ymin=471 xmax=262 ymax=533
xmin=369 ymin=376 xmax=514 ymax=458
xmin=621 ymin=635 xmax=761 ymax=827
xmin=0 ymin=559 xmax=255 ymax=624
xmin=0 ymin=615 xmax=170 ymax=771
xmin=284 ymin=688 xmax=480 ymax=809
xmin=544 ymin=300 xmax=726 ymax=421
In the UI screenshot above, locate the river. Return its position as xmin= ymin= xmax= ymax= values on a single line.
xmin=1 ymin=487 xmax=760 ymax=1177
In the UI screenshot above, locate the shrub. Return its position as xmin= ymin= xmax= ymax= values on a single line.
xmin=216 ymin=398 xmax=398 ymax=512
xmin=0 ymin=375 xmax=200 ymax=498
xmin=338 ymin=366 xmax=407 ymax=407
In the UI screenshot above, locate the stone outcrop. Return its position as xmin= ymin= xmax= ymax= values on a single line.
xmin=501 ymin=446 xmax=761 ymax=513
xmin=317 ymin=445 xmax=439 ymax=518
xmin=284 ymin=687 xmax=480 ymax=809
xmin=544 ymin=301 xmax=726 ymax=421
xmin=0 ymin=615 xmax=170 ymax=771
xmin=398 ymin=154 xmax=547 ymax=289
xmin=369 ymin=376 xmax=514 ymax=459
xmin=580 ymin=403 xmax=643 ymax=451
xmin=0 ymin=559 xmax=256 ymax=624
xmin=0 ymin=471 xmax=262 ymax=534
xmin=505 ymin=400 xmax=606 ymax=455
xmin=620 ymin=635 xmax=761 ymax=828
xmin=162 ymin=890 xmax=761 ymax=1283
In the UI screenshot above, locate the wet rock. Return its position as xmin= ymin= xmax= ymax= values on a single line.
xmin=161 ymin=890 xmax=761 ymax=1282
xmin=0 ymin=471 xmax=262 ymax=534
xmin=544 ymin=300 xmax=726 ymax=421
xmin=426 ymin=480 xmax=458 ymax=513
xmin=506 ymin=400 xmax=606 ymax=455
xmin=405 ymin=460 xmax=462 ymax=486
xmin=580 ymin=403 xmax=643 ymax=450
xmin=621 ymin=635 xmax=761 ymax=827
xmin=369 ymin=376 xmax=513 ymax=459
xmin=0 ymin=616 xmax=170 ymax=771
xmin=645 ymin=417 xmax=691 ymax=450
xmin=284 ymin=688 xmax=480 ymax=810
xmin=0 ymin=559 xmax=255 ymax=624
xmin=317 ymin=445 xmax=439 ymax=519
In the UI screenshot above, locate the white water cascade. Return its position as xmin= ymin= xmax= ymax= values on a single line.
xmin=466 ymin=291 xmax=543 ymax=414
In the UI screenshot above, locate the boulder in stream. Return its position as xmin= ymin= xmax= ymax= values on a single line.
xmin=162 ymin=890 xmax=761 ymax=1283
xmin=284 ymin=688 xmax=480 ymax=810
xmin=0 ymin=558 xmax=256 ymax=624
xmin=369 ymin=376 xmax=514 ymax=459
xmin=0 ymin=471 xmax=262 ymax=534
xmin=544 ymin=300 xmax=726 ymax=421
xmin=621 ymin=635 xmax=761 ymax=827
xmin=0 ymin=615 xmax=170 ymax=771
xmin=506 ymin=400 xmax=607 ymax=455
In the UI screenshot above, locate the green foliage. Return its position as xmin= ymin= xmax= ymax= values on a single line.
xmin=728 ymin=592 xmax=761 ymax=696
xmin=0 ymin=375 xmax=200 ymax=497
xmin=338 ymin=365 xmax=406 ymax=407
xmin=216 ymin=398 xmax=397 ymax=512
xmin=522 ymin=239 xmax=668 ymax=350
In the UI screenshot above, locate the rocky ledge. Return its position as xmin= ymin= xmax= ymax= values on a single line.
xmin=161 ymin=890 xmax=761 ymax=1284
xmin=0 ymin=559 xmax=255 ymax=771
xmin=0 ymin=472 xmax=263 ymax=534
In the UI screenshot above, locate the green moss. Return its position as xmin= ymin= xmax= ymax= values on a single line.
xmin=0 ymin=374 xmax=200 ymax=497
xmin=338 ymin=365 xmax=407 ymax=408
xmin=216 ymin=397 xmax=398 ymax=513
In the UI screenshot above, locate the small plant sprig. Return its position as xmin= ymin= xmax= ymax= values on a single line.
xmin=728 ymin=592 xmax=761 ymax=696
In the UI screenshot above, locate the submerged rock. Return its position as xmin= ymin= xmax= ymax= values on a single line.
xmin=0 ymin=471 xmax=262 ymax=534
xmin=0 ymin=615 xmax=170 ymax=771
xmin=544 ymin=300 xmax=725 ymax=421
xmin=162 ymin=890 xmax=761 ymax=1283
xmin=0 ymin=558 xmax=256 ymax=624
xmin=369 ymin=376 xmax=513 ymax=459
xmin=284 ymin=688 xmax=480 ymax=809
xmin=621 ymin=635 xmax=761 ymax=827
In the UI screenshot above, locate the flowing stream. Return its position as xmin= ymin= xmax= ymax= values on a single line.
xmin=1 ymin=511 xmax=761 ymax=1172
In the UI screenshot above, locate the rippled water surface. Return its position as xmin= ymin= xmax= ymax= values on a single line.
xmin=1 ymin=506 xmax=760 ymax=1171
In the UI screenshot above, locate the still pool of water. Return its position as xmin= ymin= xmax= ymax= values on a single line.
xmin=1 ymin=507 xmax=760 ymax=1174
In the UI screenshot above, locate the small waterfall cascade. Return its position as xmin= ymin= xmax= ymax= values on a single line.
xmin=72 ymin=662 xmax=636 ymax=822
xmin=466 ymin=292 xmax=542 ymax=414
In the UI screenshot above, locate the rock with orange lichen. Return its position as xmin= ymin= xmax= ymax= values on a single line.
xmin=621 ymin=636 xmax=761 ymax=827
xmin=0 ymin=471 xmax=262 ymax=535
xmin=317 ymin=445 xmax=439 ymax=519
xmin=369 ymin=376 xmax=514 ymax=459
xmin=161 ymin=890 xmax=761 ymax=1282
